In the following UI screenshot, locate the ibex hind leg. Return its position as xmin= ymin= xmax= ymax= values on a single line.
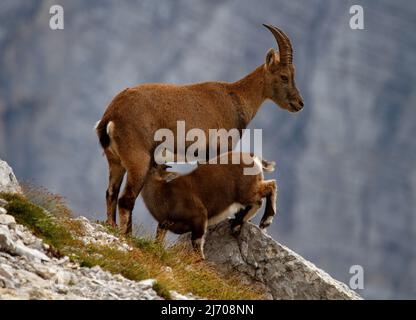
xmin=259 ymin=180 xmax=277 ymax=230
xmin=117 ymin=149 xmax=151 ymax=235
xmin=104 ymin=150 xmax=126 ymax=227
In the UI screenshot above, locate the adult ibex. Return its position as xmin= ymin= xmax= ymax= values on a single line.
xmin=95 ymin=24 xmax=303 ymax=234
xmin=142 ymin=152 xmax=277 ymax=259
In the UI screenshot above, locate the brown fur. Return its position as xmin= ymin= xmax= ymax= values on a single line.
xmin=96 ymin=25 xmax=302 ymax=234
xmin=142 ymin=152 xmax=277 ymax=259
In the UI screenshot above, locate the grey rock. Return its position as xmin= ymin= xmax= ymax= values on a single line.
xmin=74 ymin=217 xmax=132 ymax=252
xmin=0 ymin=276 xmax=15 ymax=289
xmin=0 ymin=199 xmax=8 ymax=208
xmin=54 ymin=270 xmax=75 ymax=285
xmin=187 ymin=220 xmax=362 ymax=300
xmin=0 ymin=214 xmax=16 ymax=227
xmin=0 ymin=160 xmax=21 ymax=194
xmin=13 ymin=241 xmax=50 ymax=262
xmin=0 ymin=263 xmax=14 ymax=279
xmin=137 ymin=279 xmax=156 ymax=290
xmin=0 ymin=222 xmax=50 ymax=263
xmin=0 ymin=225 xmax=15 ymax=252
xmin=35 ymin=264 xmax=57 ymax=280
xmin=170 ymin=290 xmax=198 ymax=300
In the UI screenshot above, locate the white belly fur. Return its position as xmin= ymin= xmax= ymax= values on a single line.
xmin=208 ymin=202 xmax=245 ymax=226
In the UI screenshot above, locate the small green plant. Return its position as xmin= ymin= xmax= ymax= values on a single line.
xmin=152 ymin=281 xmax=172 ymax=300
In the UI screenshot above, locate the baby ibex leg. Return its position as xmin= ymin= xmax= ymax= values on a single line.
xmin=230 ymin=201 xmax=262 ymax=235
xmin=231 ymin=205 xmax=251 ymax=235
xmin=191 ymin=217 xmax=207 ymax=260
xmin=259 ymin=180 xmax=277 ymax=230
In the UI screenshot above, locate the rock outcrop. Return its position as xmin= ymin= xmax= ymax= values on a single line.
xmin=0 ymin=160 xmax=21 ymax=194
xmin=202 ymin=221 xmax=361 ymax=300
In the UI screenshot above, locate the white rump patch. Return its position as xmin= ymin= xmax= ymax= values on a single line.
xmin=208 ymin=202 xmax=245 ymax=226
xmin=104 ymin=121 xmax=119 ymax=156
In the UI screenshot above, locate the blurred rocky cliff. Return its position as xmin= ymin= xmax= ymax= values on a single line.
xmin=1 ymin=1 xmax=415 ymax=298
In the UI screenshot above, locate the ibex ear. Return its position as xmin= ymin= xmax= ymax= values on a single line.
xmin=265 ymin=48 xmax=279 ymax=72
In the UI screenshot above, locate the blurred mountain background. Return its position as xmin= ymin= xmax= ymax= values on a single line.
xmin=0 ymin=0 xmax=415 ymax=299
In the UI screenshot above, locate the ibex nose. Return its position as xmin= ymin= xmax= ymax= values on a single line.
xmin=299 ymin=100 xmax=304 ymax=107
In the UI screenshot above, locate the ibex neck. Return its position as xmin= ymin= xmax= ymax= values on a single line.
xmin=229 ymin=65 xmax=266 ymax=124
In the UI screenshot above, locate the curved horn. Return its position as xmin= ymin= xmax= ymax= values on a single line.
xmin=263 ymin=24 xmax=293 ymax=65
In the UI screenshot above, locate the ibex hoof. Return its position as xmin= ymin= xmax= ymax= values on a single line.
xmin=106 ymin=220 xmax=117 ymax=228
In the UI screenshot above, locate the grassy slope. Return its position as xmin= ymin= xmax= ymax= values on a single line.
xmin=0 ymin=188 xmax=264 ymax=300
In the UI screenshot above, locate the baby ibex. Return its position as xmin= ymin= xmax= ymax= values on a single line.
xmin=96 ymin=24 xmax=303 ymax=234
xmin=142 ymin=152 xmax=277 ymax=259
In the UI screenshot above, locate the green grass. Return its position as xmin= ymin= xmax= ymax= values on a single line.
xmin=0 ymin=192 xmax=74 ymax=251
xmin=152 ymin=281 xmax=172 ymax=300
xmin=0 ymin=189 xmax=264 ymax=300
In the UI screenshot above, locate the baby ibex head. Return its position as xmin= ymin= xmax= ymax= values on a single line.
xmin=263 ymin=24 xmax=304 ymax=113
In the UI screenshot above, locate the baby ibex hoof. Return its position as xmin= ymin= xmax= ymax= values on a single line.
xmin=192 ymin=249 xmax=205 ymax=261
xmin=259 ymin=216 xmax=274 ymax=230
xmin=230 ymin=221 xmax=242 ymax=236
xmin=259 ymin=222 xmax=270 ymax=230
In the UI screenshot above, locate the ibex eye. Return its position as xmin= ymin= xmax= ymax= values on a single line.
xmin=280 ymin=75 xmax=288 ymax=81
